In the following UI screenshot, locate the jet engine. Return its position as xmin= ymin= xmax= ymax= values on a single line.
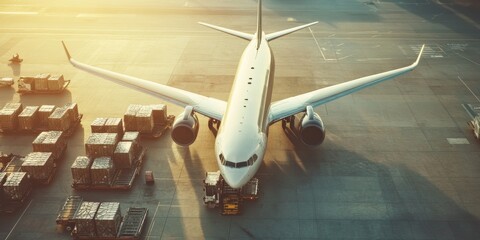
xmin=286 ymin=105 xmax=325 ymax=147
xmin=171 ymin=106 xmax=199 ymax=146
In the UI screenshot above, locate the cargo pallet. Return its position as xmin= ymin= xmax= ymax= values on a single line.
xmin=72 ymin=147 xmax=147 ymax=190
xmin=140 ymin=115 xmax=175 ymax=138
xmin=56 ymin=196 xmax=83 ymax=231
xmin=72 ymin=207 xmax=148 ymax=240
xmin=17 ymin=80 xmax=71 ymax=94
xmin=0 ymin=114 xmax=83 ymax=137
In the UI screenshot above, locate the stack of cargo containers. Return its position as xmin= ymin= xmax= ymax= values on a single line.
xmin=121 ymin=131 xmax=140 ymax=156
xmin=34 ymin=73 xmax=50 ymax=91
xmin=32 ymin=131 xmax=66 ymax=160
xmin=113 ymin=141 xmax=134 ymax=168
xmin=71 ymin=156 xmax=92 ymax=185
xmin=123 ymin=104 xmax=142 ymax=131
xmin=85 ymin=133 xmax=119 ymax=158
xmin=73 ymin=201 xmax=100 ymax=238
xmin=2 ymin=172 xmax=30 ymax=200
xmin=135 ymin=106 xmax=154 ymax=133
xmin=0 ymin=103 xmax=23 ymax=131
xmin=64 ymin=103 xmax=79 ymax=123
xmin=47 ymin=74 xmax=64 ymax=91
xmin=95 ymin=202 xmax=122 ymax=238
xmin=48 ymin=107 xmax=71 ymax=131
xmin=21 ymin=152 xmax=54 ymax=181
xmin=18 ymin=106 xmax=39 ymax=130
xmin=38 ymin=105 xmax=56 ymax=128
xmin=90 ymin=157 xmax=115 ymax=185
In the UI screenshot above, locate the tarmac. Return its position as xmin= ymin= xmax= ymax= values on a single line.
xmin=1 ymin=0 xmax=480 ymax=239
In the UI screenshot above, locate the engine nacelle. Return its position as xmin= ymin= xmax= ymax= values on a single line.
xmin=292 ymin=106 xmax=326 ymax=147
xmin=171 ymin=106 xmax=199 ymax=146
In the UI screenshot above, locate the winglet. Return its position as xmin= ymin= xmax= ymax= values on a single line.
xmin=61 ymin=41 xmax=72 ymax=60
xmin=414 ymin=44 xmax=425 ymax=66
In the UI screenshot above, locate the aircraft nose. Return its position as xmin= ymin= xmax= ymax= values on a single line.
xmin=222 ymin=169 xmax=248 ymax=189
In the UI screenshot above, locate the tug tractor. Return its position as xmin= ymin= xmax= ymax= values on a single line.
xmin=203 ymin=171 xmax=258 ymax=215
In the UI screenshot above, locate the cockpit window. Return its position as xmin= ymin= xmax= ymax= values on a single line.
xmin=220 ymin=153 xmax=259 ymax=168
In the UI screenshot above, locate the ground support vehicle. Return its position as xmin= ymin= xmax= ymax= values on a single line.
xmin=72 ymin=147 xmax=146 ymax=190
xmin=0 ymin=77 xmax=14 ymax=87
xmin=203 ymin=171 xmax=259 ymax=215
xmin=56 ymin=196 xmax=83 ymax=231
xmin=71 ymin=207 xmax=148 ymax=240
xmin=462 ymin=103 xmax=480 ymax=139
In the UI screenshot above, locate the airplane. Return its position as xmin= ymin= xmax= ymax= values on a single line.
xmin=62 ymin=0 xmax=425 ymax=189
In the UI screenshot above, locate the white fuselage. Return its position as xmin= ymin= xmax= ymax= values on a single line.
xmin=215 ymin=32 xmax=275 ymax=188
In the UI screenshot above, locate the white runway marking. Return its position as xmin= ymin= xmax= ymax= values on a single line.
xmin=309 ymin=27 xmax=336 ymax=61
xmin=458 ymin=76 xmax=480 ymax=103
xmin=456 ymin=53 xmax=480 ymax=66
xmin=5 ymin=200 xmax=33 ymax=240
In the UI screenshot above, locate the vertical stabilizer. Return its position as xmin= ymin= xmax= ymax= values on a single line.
xmin=256 ymin=0 xmax=262 ymax=49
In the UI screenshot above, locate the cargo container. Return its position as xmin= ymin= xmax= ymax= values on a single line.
xmin=72 ymin=201 xmax=100 ymax=238
xmin=85 ymin=133 xmax=119 ymax=158
xmin=90 ymin=157 xmax=115 ymax=185
xmin=135 ymin=106 xmax=154 ymax=133
xmin=38 ymin=105 xmax=56 ymax=128
xmin=2 ymin=172 xmax=31 ymax=201
xmin=122 ymin=131 xmax=140 ymax=155
xmin=0 ymin=103 xmax=23 ymax=131
xmin=18 ymin=106 xmax=39 ymax=130
xmin=22 ymin=152 xmax=55 ymax=183
xmin=72 ymin=147 xmax=146 ymax=190
xmin=0 ymin=171 xmax=32 ymax=213
xmin=47 ymin=74 xmax=65 ymax=91
xmin=48 ymin=107 xmax=71 ymax=131
xmin=32 ymin=131 xmax=67 ymax=160
xmin=95 ymin=202 xmax=122 ymax=238
xmin=17 ymin=74 xmax=70 ymax=94
xmin=65 ymin=103 xmax=79 ymax=123
xmin=105 ymin=118 xmax=123 ymax=135
xmin=150 ymin=104 xmax=167 ymax=124
xmin=113 ymin=141 xmax=134 ymax=169
xmin=123 ymin=104 xmax=142 ymax=131
xmin=34 ymin=73 xmax=50 ymax=91
xmin=71 ymin=156 xmax=92 ymax=185
xmin=91 ymin=117 xmax=107 ymax=133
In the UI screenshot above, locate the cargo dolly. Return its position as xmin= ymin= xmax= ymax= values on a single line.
xmin=71 ymin=207 xmax=148 ymax=240
xmin=56 ymin=196 xmax=83 ymax=231
xmin=72 ymin=147 xmax=147 ymax=190
xmin=17 ymin=79 xmax=71 ymax=94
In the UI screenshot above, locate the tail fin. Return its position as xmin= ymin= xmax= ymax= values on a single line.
xmin=266 ymin=21 xmax=319 ymax=41
xmin=256 ymin=0 xmax=262 ymax=49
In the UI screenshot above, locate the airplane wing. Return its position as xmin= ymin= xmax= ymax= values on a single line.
xmin=268 ymin=45 xmax=425 ymax=124
xmin=62 ymin=42 xmax=226 ymax=121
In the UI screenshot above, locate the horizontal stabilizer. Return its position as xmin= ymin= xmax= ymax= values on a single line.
xmin=198 ymin=22 xmax=253 ymax=41
xmin=266 ymin=21 xmax=319 ymax=41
